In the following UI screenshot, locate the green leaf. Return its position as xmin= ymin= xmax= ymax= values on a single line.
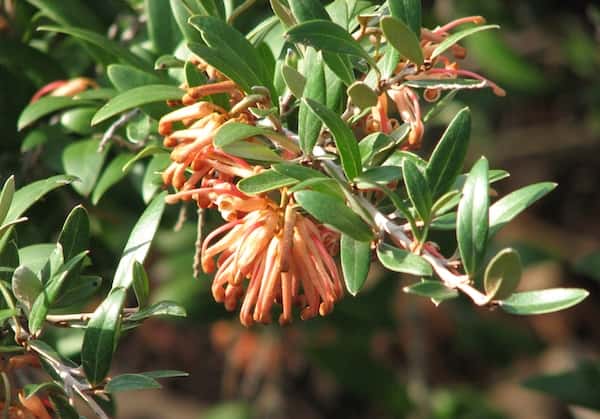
xmin=299 ymin=49 xmax=326 ymax=154
xmin=57 ymin=205 xmax=89 ymax=261
xmin=289 ymin=0 xmax=329 ymax=22
xmin=281 ymin=64 xmax=306 ymax=98
xmin=347 ymin=81 xmax=378 ymax=110
xmin=38 ymin=26 xmax=150 ymax=70
xmin=188 ymin=16 xmax=269 ymax=91
xmin=0 ymin=176 xmax=15 ymax=226
xmin=170 ymin=0 xmax=204 ymax=43
xmin=457 ymin=157 xmax=489 ymax=276
xmin=142 ymin=154 xmax=170 ymax=204
xmin=523 ymin=362 xmax=600 ymax=410
xmin=237 ymin=170 xmax=296 ymax=195
xmin=146 ymin=0 xmax=180 ymax=55
xmin=18 ymin=244 xmax=56 ymax=274
xmin=403 ymin=279 xmax=459 ymax=303
xmin=404 ymin=78 xmax=489 ymax=90
xmin=107 ymin=64 xmax=162 ymax=92
xmin=431 ymin=25 xmax=500 ymax=59
xmin=6 ymin=175 xmax=76 ymax=225
xmin=62 ymin=139 xmax=109 ymax=197
xmin=388 ymin=0 xmax=421 ymax=35
xmin=214 ymin=122 xmax=299 ymax=153
xmin=53 ymin=274 xmax=102 ymax=308
xmin=499 ymin=288 xmax=589 ymax=315
xmin=26 ymin=0 xmax=103 ymax=31
xmin=92 ymin=85 xmax=184 ymax=125
xmin=92 ymin=153 xmax=135 ymax=205
xmin=286 ymin=20 xmax=377 ymax=69
xmin=141 ymin=370 xmax=189 ymax=379
xmin=23 ymin=381 xmax=65 ymax=399
xmin=154 ymin=54 xmax=184 ymax=70
xmin=273 ymin=163 xmax=342 ymax=197
xmin=132 ymin=261 xmax=150 ymax=309
xmin=0 ymin=308 xmax=18 ymax=326
xmin=122 ymin=146 xmax=167 ymax=173
xmin=220 ymin=142 xmax=283 ymax=163
xmin=489 ymin=182 xmax=557 ymax=236
xmin=187 ymin=42 xmax=257 ymax=93
xmin=322 ymin=52 xmax=355 ymax=86
xmin=82 ymin=287 xmax=127 ymax=385
xmin=402 ymin=159 xmax=432 ymax=222
xmin=127 ymin=301 xmax=187 ymax=322
xmin=295 ymin=190 xmax=373 ymax=242
xmin=105 ymin=374 xmax=161 ymax=393
xmin=354 ymin=166 xmax=403 ymax=186
xmin=17 ymin=96 xmax=96 ymax=131
xmin=358 ymin=132 xmax=395 ymax=167
xmin=60 ymin=107 xmax=97 ymax=135
xmin=12 ymin=265 xmax=42 ymax=310
xmin=380 ymin=16 xmax=423 ymax=64
xmin=376 ymin=243 xmax=432 ymax=276
xmin=426 ymin=107 xmax=471 ymax=199
xmin=484 ymin=248 xmax=521 ymax=301
xmin=303 ymin=98 xmax=362 ymax=179
xmin=340 ymin=234 xmax=371 ymax=296
xmin=112 ymin=192 xmax=166 ymax=289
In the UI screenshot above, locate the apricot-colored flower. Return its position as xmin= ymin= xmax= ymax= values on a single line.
xmin=201 ymin=200 xmax=343 ymax=326
xmin=29 ymin=77 xmax=98 ymax=103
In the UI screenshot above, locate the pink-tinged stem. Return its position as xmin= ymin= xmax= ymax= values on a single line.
xmin=434 ymin=16 xmax=486 ymax=34
xmin=30 ymin=80 xmax=67 ymax=103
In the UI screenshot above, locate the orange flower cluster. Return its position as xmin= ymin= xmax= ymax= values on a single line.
xmin=159 ymin=66 xmax=342 ymax=326
xmin=370 ymin=16 xmax=505 ymax=148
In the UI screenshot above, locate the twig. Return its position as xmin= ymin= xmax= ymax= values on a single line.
xmin=227 ymin=0 xmax=256 ymax=24
xmin=98 ymin=109 xmax=141 ymax=152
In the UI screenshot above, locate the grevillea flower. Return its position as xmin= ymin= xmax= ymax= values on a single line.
xmin=201 ymin=199 xmax=343 ymax=326
xmin=29 ymin=77 xmax=97 ymax=103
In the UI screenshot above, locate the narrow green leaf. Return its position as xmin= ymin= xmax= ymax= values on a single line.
xmin=188 ymin=16 xmax=270 ymax=91
xmin=220 ymin=142 xmax=283 ymax=163
xmin=18 ymin=96 xmax=96 ymax=131
xmin=322 ymin=51 xmax=355 ymax=86
xmin=105 ymin=374 xmax=161 ymax=393
xmin=38 ymin=26 xmax=150 ymax=70
xmin=92 ymin=153 xmax=135 ymax=205
xmin=289 ymin=0 xmax=329 ymax=22
xmin=499 ymin=288 xmax=589 ymax=315
xmin=57 ymin=205 xmax=90 ymax=260
xmin=281 ymin=64 xmax=306 ymax=98
xmin=340 ymin=234 xmax=371 ymax=295
xmin=170 ymin=0 xmax=205 ymax=43
xmin=60 ymin=107 xmax=97 ymax=135
xmin=132 ymin=261 xmax=150 ymax=309
xmin=354 ymin=166 xmax=403 ymax=186
xmin=376 ymin=243 xmax=432 ymax=276
xmin=388 ymin=0 xmax=422 ymax=35
xmin=299 ymin=49 xmax=326 ymax=154
xmin=286 ymin=20 xmax=378 ymax=69
xmin=402 ymin=159 xmax=432 ymax=222
xmin=112 ymin=193 xmax=166 ymax=289
xmin=489 ymin=182 xmax=557 ymax=236
xmin=82 ymin=287 xmax=127 ymax=385
xmin=6 ymin=175 xmax=76 ymax=224
xmin=214 ymin=122 xmax=299 ymax=153
xmin=457 ymin=157 xmax=489 ymax=276
xmin=142 ymin=154 xmax=170 ymax=204
xmin=270 ymin=0 xmax=296 ymax=27
xmin=303 ymin=98 xmax=362 ymax=179
xmin=484 ymin=248 xmax=522 ymax=301
xmin=347 ymin=81 xmax=378 ymax=110
xmin=237 ymin=170 xmax=296 ymax=195
xmin=122 ymin=146 xmax=167 ymax=173
xmin=107 ymin=64 xmax=162 ymax=92
xmin=92 ymin=85 xmax=184 ymax=125
xmin=62 ymin=139 xmax=109 ymax=197
xmin=53 ymin=274 xmax=102 ymax=308
xmin=431 ymin=25 xmax=500 ymax=59
xmin=0 ymin=176 xmax=15 ymax=226
xmin=358 ymin=132 xmax=395 ymax=167
xmin=380 ymin=16 xmax=424 ymax=64
xmin=426 ymin=107 xmax=471 ymax=199
xmin=295 ymin=190 xmax=373 ymax=242
xmin=146 ymin=0 xmax=180 ymax=55
xmin=23 ymin=381 xmax=65 ymax=399
xmin=141 ymin=370 xmax=189 ymax=379
xmin=26 ymin=0 xmax=103 ymax=31
xmin=403 ymin=279 xmax=459 ymax=302
xmin=128 ymin=301 xmax=187 ymax=322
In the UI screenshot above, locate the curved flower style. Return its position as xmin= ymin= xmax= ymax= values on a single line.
xmin=202 ymin=201 xmax=343 ymax=326
xmin=29 ymin=77 xmax=97 ymax=103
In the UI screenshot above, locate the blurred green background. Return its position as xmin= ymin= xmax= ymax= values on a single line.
xmin=1 ymin=0 xmax=599 ymax=418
